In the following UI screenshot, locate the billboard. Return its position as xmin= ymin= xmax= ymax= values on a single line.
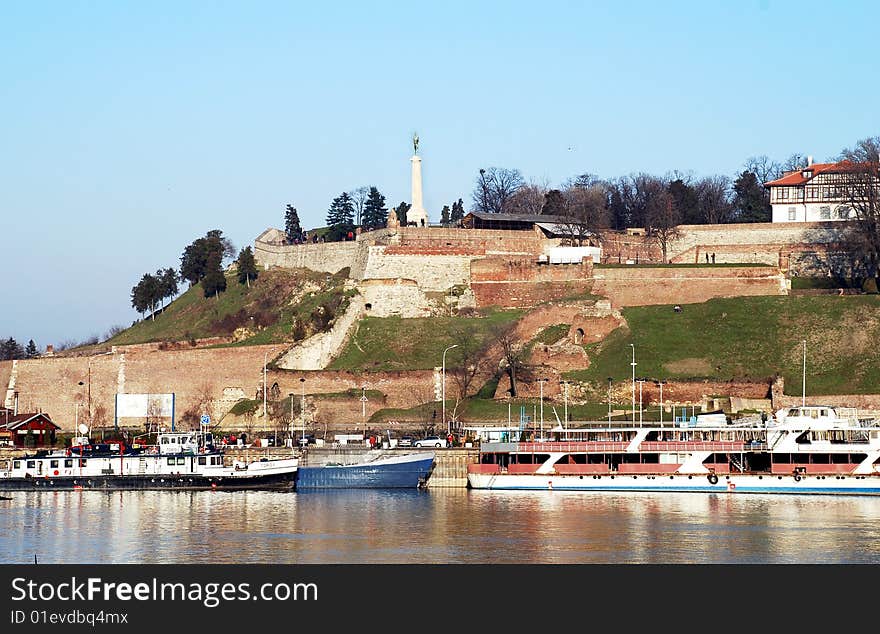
xmin=115 ymin=393 xmax=175 ymax=429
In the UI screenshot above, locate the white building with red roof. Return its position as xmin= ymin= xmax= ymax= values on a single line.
xmin=765 ymin=157 xmax=867 ymax=223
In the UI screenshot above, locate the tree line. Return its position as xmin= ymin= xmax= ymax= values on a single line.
xmin=0 ymin=338 xmax=39 ymax=360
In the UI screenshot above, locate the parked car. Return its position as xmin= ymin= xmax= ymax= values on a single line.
xmin=398 ymin=436 xmax=414 ymax=447
xmin=414 ymin=436 xmax=448 ymax=448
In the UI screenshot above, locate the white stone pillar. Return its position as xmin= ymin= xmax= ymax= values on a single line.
xmin=407 ymin=154 xmax=429 ymax=227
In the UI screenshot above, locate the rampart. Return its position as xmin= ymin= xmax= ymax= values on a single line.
xmin=471 ymin=257 xmax=594 ymax=308
xmin=592 ymin=265 xmax=786 ymax=307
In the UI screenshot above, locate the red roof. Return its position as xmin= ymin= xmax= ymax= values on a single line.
xmin=0 ymin=413 xmax=59 ymax=431
xmin=764 ymin=160 xmax=864 ymax=187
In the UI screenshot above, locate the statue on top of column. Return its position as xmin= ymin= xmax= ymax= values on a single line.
xmin=413 ymin=132 xmax=419 ymax=155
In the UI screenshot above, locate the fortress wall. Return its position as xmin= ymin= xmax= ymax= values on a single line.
xmin=361 ymin=246 xmax=474 ymax=291
xmin=471 ymin=257 xmax=594 ymax=308
xmin=0 ymin=361 xmax=11 ymax=402
xmin=254 ymin=240 xmax=359 ymax=273
xmin=591 ymin=266 xmax=786 ymax=307
xmin=277 ymin=295 xmax=365 ymax=370
xmin=358 ymin=279 xmax=437 ymax=318
xmin=396 ymin=227 xmax=544 ymax=255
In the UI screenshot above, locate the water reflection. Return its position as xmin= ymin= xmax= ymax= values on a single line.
xmin=2 ymin=490 xmax=880 ymax=564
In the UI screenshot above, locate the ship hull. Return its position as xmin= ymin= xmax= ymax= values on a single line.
xmin=0 ymin=472 xmax=296 ymax=492
xmin=296 ymin=454 xmax=435 ymax=489
xmin=467 ymin=472 xmax=880 ymax=495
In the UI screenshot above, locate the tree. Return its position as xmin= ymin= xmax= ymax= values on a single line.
xmin=732 ymin=170 xmax=770 ymax=222
xmin=507 ymin=182 xmax=549 ymax=215
xmin=25 ymin=339 xmax=38 ymax=359
xmin=667 ymin=178 xmax=700 ymax=225
xmin=447 ymin=327 xmax=488 ymax=406
xmin=450 ymin=199 xmax=465 ymax=224
xmin=838 ymin=136 xmax=880 ymax=281
xmin=236 ymin=246 xmax=259 ymax=287
xmin=361 ymin=187 xmax=388 ymax=231
xmin=395 ymin=201 xmax=411 ymax=225
xmin=541 ymin=189 xmax=567 ymax=216
xmin=440 ymin=205 xmax=451 ymax=226
xmin=471 ymin=167 xmax=525 ymax=213
xmin=326 ymin=192 xmax=355 ymax=240
xmin=645 ymin=192 xmax=682 ymax=263
xmin=695 ymin=176 xmax=734 ymax=224
xmin=131 ymin=272 xmax=161 ymax=320
xmin=1 ymin=338 xmax=24 ymax=360
xmin=284 ymin=204 xmax=303 ymax=243
xmin=491 ymin=323 xmax=525 ymax=398
xmin=560 ymin=184 xmax=610 ymax=246
xmin=201 ymin=250 xmax=227 ymax=298
xmin=180 ymin=230 xmax=235 ymax=286
xmin=158 ymin=268 xmax=179 ymax=307
xmin=349 ymin=186 xmax=369 ymax=226
xmin=606 ymin=174 xmax=668 ymax=229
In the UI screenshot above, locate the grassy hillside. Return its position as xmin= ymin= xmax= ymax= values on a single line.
xmin=328 ymin=309 xmax=523 ymax=371
xmin=564 ymin=295 xmax=880 ymax=395
xmin=105 ymin=268 xmax=352 ymax=347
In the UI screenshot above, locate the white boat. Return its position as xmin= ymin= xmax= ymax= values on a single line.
xmin=0 ymin=431 xmax=298 ymax=491
xmin=467 ymin=405 xmax=880 ymax=495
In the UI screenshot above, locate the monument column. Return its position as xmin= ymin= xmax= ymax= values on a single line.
xmin=406 ymin=133 xmax=429 ymax=227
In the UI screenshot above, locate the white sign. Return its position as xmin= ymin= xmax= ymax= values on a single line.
xmin=116 ymin=393 xmax=174 ymax=418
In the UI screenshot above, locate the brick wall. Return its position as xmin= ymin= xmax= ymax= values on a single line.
xmin=592 ymin=266 xmax=785 ymax=307
xmin=471 ymin=257 xmax=595 ymax=308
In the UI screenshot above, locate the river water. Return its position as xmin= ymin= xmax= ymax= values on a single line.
xmin=3 ymin=489 xmax=880 ymax=564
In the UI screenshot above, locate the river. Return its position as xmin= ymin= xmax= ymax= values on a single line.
xmin=3 ymin=489 xmax=880 ymax=564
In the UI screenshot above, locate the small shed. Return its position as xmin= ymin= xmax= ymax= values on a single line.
xmin=0 ymin=413 xmax=61 ymax=447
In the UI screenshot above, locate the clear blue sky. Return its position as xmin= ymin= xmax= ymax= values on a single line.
xmin=1 ymin=0 xmax=877 ymax=349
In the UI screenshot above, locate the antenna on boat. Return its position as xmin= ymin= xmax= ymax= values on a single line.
xmin=802 ymin=340 xmax=807 ymax=407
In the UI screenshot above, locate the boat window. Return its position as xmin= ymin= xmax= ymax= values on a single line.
xmin=79 ymin=459 xmax=87 ymax=467
xmin=64 ymin=459 xmax=73 ymax=468
xmin=167 ymin=457 xmax=176 ymax=466
xmin=821 ymin=409 xmax=828 ymax=417
xmin=50 ymin=460 xmax=59 ymax=468
xmin=811 ymin=409 xmax=819 ymax=419
xmin=13 ymin=461 xmax=20 ymax=469
xmin=198 ymin=457 xmax=207 ymax=465
xmin=176 ymin=457 xmax=185 ymax=465
xmin=788 ymin=409 xmax=799 ymax=417
xmin=160 ymin=437 xmax=167 ymax=444
xmin=26 ymin=461 xmax=35 ymax=469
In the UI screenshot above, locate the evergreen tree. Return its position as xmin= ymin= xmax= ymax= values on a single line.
xmin=180 ymin=230 xmax=235 ymax=286
xmin=1 ymin=337 xmax=24 ymax=360
xmin=395 ymin=201 xmax=411 ymax=225
xmin=450 ymin=198 xmax=465 ymax=223
xmin=732 ymin=170 xmax=771 ymax=223
xmin=325 ymin=192 xmax=356 ymax=241
xmin=236 ymin=246 xmax=258 ymax=287
xmin=284 ymin=204 xmax=303 ymax=242
xmin=201 ymin=250 xmax=227 ymax=298
xmin=361 ymin=187 xmax=388 ymax=230
xmin=440 ymin=205 xmax=451 ymax=226
xmin=668 ymin=179 xmax=701 ymax=225
xmin=25 ymin=339 xmax=38 ymax=359
xmin=131 ymin=273 xmax=161 ymax=319
xmin=541 ymin=189 xmax=567 ymax=215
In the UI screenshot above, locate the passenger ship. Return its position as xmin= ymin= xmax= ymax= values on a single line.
xmin=0 ymin=431 xmax=299 ymax=491
xmin=467 ymin=405 xmax=880 ymax=495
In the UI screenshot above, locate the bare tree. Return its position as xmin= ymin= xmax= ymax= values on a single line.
xmin=506 ymin=180 xmax=549 ymax=215
xmin=645 ymin=192 xmax=682 ymax=263
xmin=838 ymin=136 xmax=880 ymax=280
xmin=349 ymin=186 xmax=369 ymax=226
xmin=695 ymin=175 xmax=734 ymax=224
xmin=561 ymin=184 xmax=610 ymax=246
xmin=491 ymin=323 xmax=526 ymax=397
xmin=471 ymin=167 xmax=525 ymax=213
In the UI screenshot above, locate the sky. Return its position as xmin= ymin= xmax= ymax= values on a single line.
xmin=2 ymin=0 xmax=878 ymax=349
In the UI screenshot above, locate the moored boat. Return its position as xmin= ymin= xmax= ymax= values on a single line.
xmin=295 ymin=450 xmax=435 ymax=489
xmin=0 ymin=431 xmax=298 ymax=491
xmin=467 ymin=405 xmax=880 ymax=495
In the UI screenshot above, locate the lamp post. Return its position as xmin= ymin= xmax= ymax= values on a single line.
xmin=263 ymin=351 xmax=269 ymax=418
xmin=802 ymin=340 xmax=807 ymax=407
xmin=299 ymin=377 xmax=306 ymax=448
xmin=656 ymin=380 xmax=666 ymax=427
xmin=361 ymin=386 xmax=367 ymax=438
xmin=629 ymin=344 xmax=636 ymax=422
xmin=441 ymin=344 xmax=458 ymax=437
xmin=636 ymin=378 xmax=645 ymax=426
xmin=607 ymin=377 xmax=613 ymax=424
xmin=537 ymin=378 xmax=548 ymax=440
xmin=289 ymin=393 xmax=294 ymax=446
xmin=559 ymin=380 xmax=569 ymax=430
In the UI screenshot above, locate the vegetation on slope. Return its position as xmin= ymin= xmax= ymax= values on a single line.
xmin=564 ymin=295 xmax=880 ymax=395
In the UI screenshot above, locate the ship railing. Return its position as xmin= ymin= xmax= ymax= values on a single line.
xmin=639 ymin=442 xmax=767 ymax=452
xmin=517 ymin=442 xmax=630 ymax=453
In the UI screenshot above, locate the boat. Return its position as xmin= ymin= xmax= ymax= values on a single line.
xmin=0 ymin=430 xmax=298 ymax=491
xmin=295 ymin=450 xmax=435 ymax=489
xmin=467 ymin=405 xmax=880 ymax=495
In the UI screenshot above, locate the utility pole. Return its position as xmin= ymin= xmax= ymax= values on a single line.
xmin=630 ymin=344 xmax=636 ymax=422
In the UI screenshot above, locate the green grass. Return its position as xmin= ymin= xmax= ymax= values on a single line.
xmin=790 ymin=276 xmax=860 ymax=290
xmin=563 ymin=295 xmax=880 ymax=396
xmin=595 ymin=263 xmax=772 ymax=269
xmin=328 ymin=308 xmax=523 ymax=371
xmin=534 ymin=323 xmax=570 ymax=345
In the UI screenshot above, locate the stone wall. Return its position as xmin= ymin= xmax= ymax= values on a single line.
xmin=254 ymin=240 xmax=359 ymax=273
xmin=358 ymin=278 xmax=439 ymax=318
xmin=471 ymin=257 xmax=595 ymax=308
xmin=277 ymin=294 xmax=365 ymax=370
xmin=592 ymin=265 xmax=786 ymax=307
xmin=360 ymin=246 xmax=474 ymax=291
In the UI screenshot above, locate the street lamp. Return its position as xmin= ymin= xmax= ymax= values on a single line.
xmin=607 ymin=377 xmax=613 ymax=424
xmin=536 ymin=378 xmax=548 ymax=440
xmin=289 ymin=393 xmax=294 ymax=446
xmin=559 ymin=380 xmax=569 ymax=431
xmin=636 ymin=378 xmax=646 ymax=426
xmin=361 ymin=386 xmax=367 ymax=438
xmin=299 ymin=377 xmax=306 ymax=448
xmin=441 ymin=344 xmax=458 ymax=437
xmin=802 ymin=340 xmax=807 ymax=407
xmin=629 ymin=344 xmax=636 ymax=422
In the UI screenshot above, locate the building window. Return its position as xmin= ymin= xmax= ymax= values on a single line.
xmin=788 ymin=207 xmax=796 ymax=221
xmin=820 ymin=206 xmax=831 ymax=220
